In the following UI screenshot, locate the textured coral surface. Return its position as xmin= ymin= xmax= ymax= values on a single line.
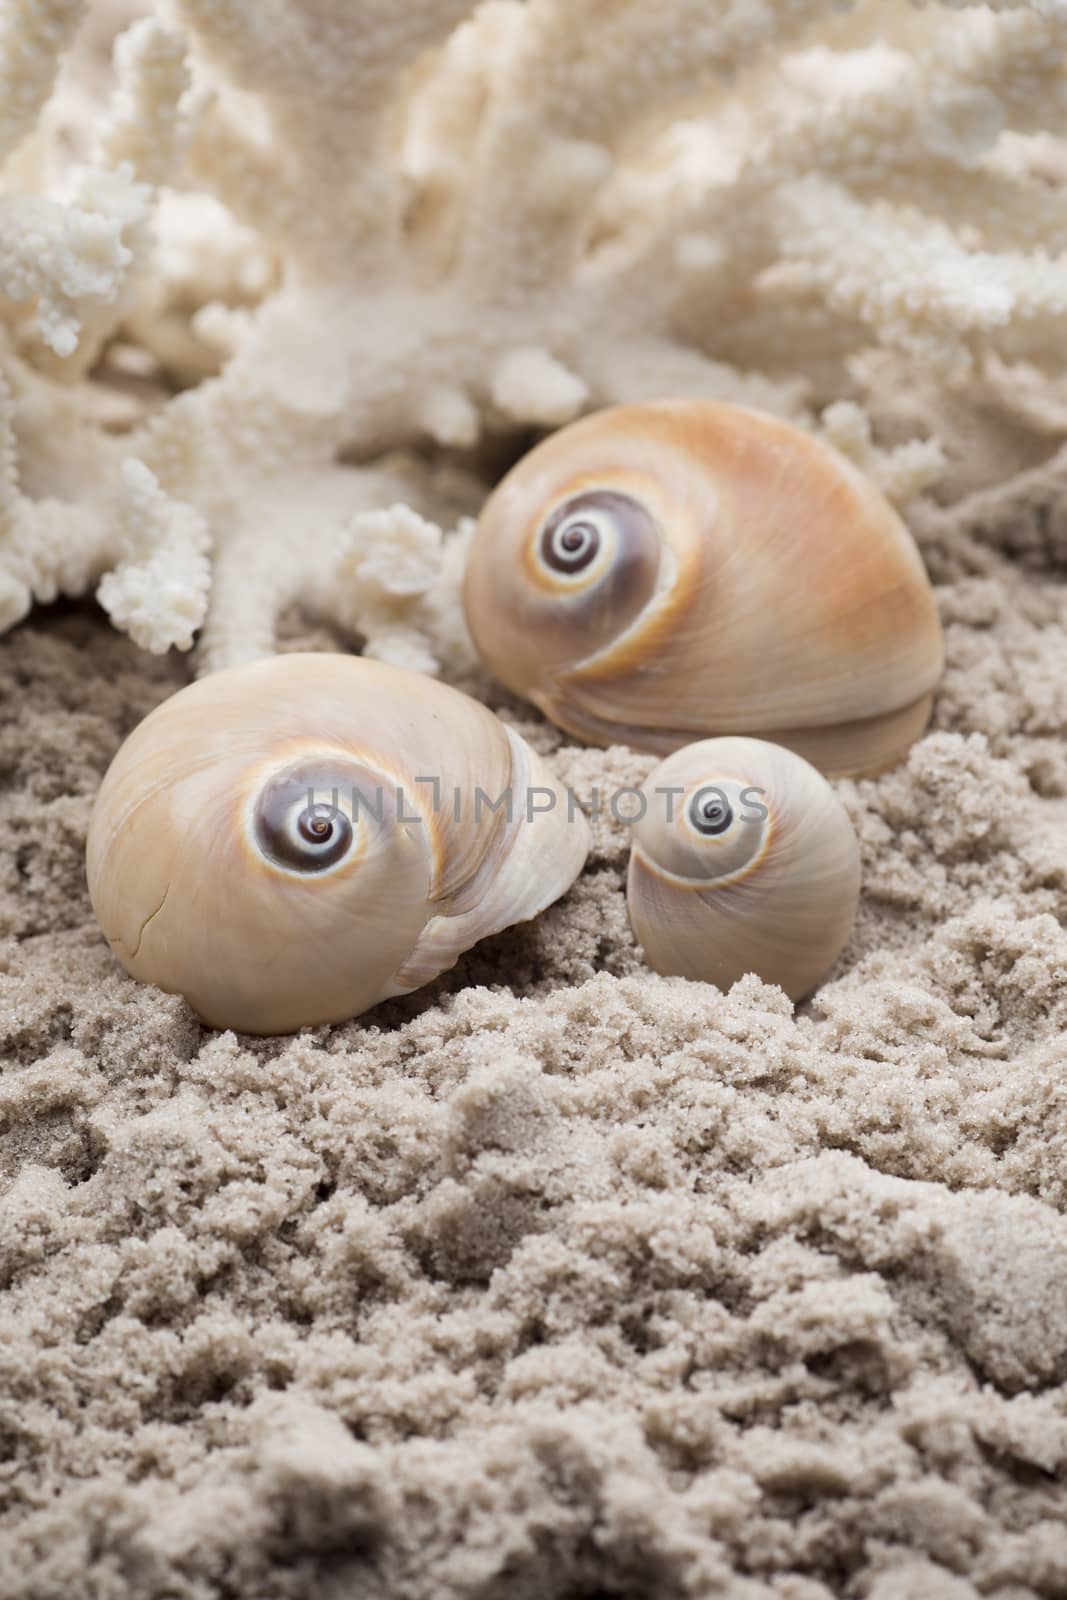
xmin=5 ymin=0 xmax=1067 ymax=671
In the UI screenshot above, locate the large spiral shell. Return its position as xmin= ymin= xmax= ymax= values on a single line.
xmin=86 ymin=654 xmax=589 ymax=1033
xmin=463 ymin=400 xmax=943 ymax=777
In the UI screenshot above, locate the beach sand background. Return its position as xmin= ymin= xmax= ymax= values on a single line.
xmin=3 ymin=0 xmax=1067 ymax=1591
xmin=1 ymin=454 xmax=1066 ymax=1598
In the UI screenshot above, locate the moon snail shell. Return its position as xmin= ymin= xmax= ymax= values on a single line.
xmin=462 ymin=399 xmax=944 ymax=778
xmin=85 ymin=654 xmax=590 ymax=1034
xmin=626 ymin=737 xmax=861 ymax=1000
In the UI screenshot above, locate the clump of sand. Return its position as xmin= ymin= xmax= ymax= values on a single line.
xmin=1 ymin=461 xmax=1066 ymax=1598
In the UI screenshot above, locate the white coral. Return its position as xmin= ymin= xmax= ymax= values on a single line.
xmin=0 ymin=0 xmax=86 ymax=166
xmin=820 ymin=401 xmax=947 ymax=507
xmin=97 ymin=458 xmax=210 ymax=652
xmin=333 ymin=504 xmax=447 ymax=675
xmin=0 ymin=0 xmax=1065 ymax=672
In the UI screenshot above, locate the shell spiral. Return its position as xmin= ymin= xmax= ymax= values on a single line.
xmin=626 ymin=737 xmax=861 ymax=1000
xmin=462 ymin=399 xmax=944 ymax=778
xmin=85 ymin=654 xmax=590 ymax=1034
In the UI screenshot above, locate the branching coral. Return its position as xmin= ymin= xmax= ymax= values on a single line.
xmin=1 ymin=0 xmax=1066 ymax=674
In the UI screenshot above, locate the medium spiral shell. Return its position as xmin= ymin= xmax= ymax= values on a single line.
xmin=626 ymin=737 xmax=860 ymax=1000
xmin=86 ymin=654 xmax=589 ymax=1034
xmin=462 ymin=400 xmax=943 ymax=777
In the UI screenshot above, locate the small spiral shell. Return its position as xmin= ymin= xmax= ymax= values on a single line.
xmin=462 ymin=399 xmax=943 ymax=777
xmin=86 ymin=654 xmax=590 ymax=1033
xmin=626 ymin=737 xmax=861 ymax=1000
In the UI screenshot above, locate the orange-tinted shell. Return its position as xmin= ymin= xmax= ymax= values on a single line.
xmin=462 ymin=400 xmax=943 ymax=777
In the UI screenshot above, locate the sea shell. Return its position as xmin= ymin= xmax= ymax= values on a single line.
xmin=462 ymin=399 xmax=943 ymax=777
xmin=626 ymin=736 xmax=860 ymax=1000
xmin=85 ymin=653 xmax=589 ymax=1034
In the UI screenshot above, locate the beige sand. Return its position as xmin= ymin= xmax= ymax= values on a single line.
xmin=1 ymin=477 xmax=1067 ymax=1598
